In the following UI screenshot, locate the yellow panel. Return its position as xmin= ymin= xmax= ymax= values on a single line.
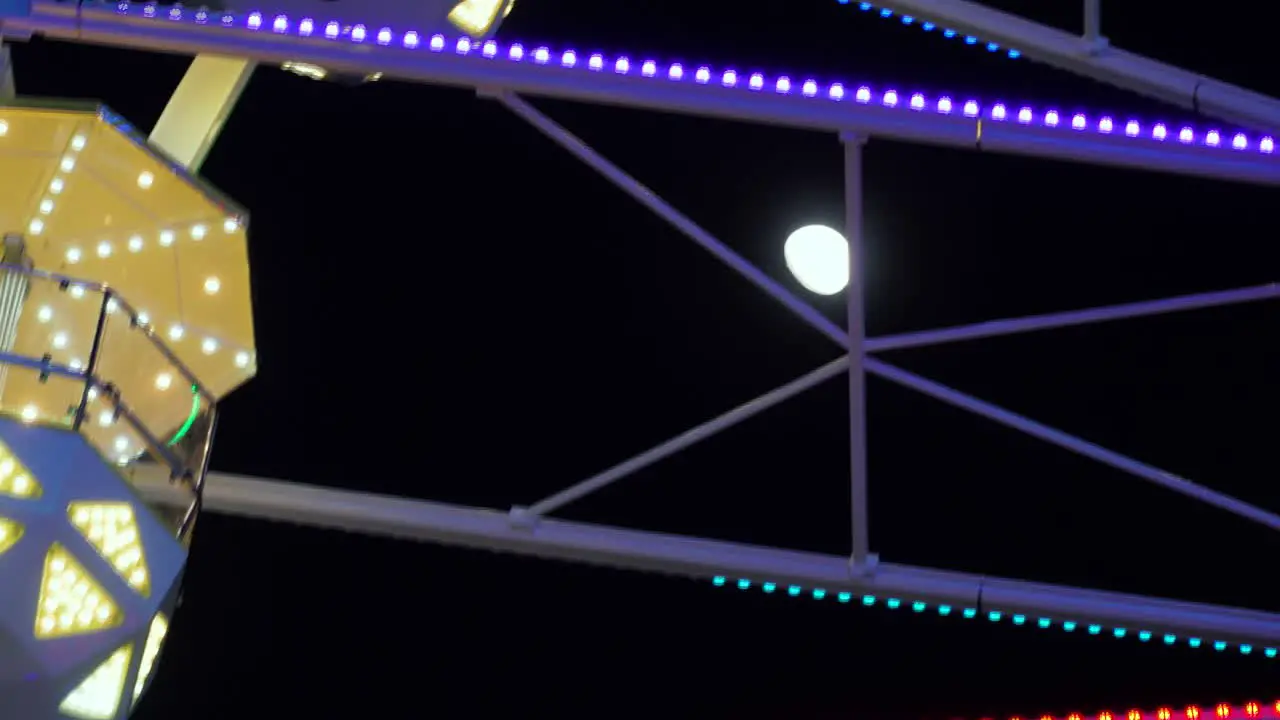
xmin=0 ymin=517 xmax=23 ymax=555
xmin=34 ymin=543 xmax=123 ymax=640
xmin=131 ymin=613 xmax=169 ymax=705
xmin=59 ymin=643 xmax=133 ymax=720
xmin=0 ymin=440 xmax=41 ymax=499
xmin=68 ymin=501 xmax=152 ymax=597
xmin=0 ymin=104 xmax=257 ymax=450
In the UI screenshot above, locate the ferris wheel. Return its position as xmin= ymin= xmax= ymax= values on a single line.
xmin=1 ymin=1 xmax=1278 ymax=718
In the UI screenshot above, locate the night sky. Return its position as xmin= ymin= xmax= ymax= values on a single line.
xmin=10 ymin=0 xmax=1280 ymax=717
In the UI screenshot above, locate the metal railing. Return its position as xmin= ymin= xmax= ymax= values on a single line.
xmin=0 ymin=261 xmax=217 ymax=540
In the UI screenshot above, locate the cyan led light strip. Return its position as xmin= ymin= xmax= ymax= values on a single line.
xmin=837 ymin=0 xmax=1022 ymax=59
xmin=711 ymin=576 xmax=1278 ymax=661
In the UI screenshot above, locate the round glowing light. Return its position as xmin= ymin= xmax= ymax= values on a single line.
xmin=37 ymin=306 xmax=53 ymax=323
xmin=203 ymin=277 xmax=221 ymax=295
xmin=60 ymin=156 xmax=75 ymax=172
xmin=113 ymin=436 xmax=129 ymax=452
xmin=191 ymin=224 xmax=208 ymax=240
xmin=136 ymin=311 xmax=151 ymax=326
xmin=154 ymin=373 xmax=172 ymax=391
xmin=70 ymin=134 xmax=87 ymax=151
xmin=223 ymin=218 xmax=239 ymax=233
xmin=234 ymin=351 xmax=252 ymax=369
xmin=39 ymin=198 xmax=54 ymax=214
xmin=51 ymin=332 xmax=69 ymax=349
xmin=158 ymin=230 xmax=175 ymax=247
xmin=167 ymin=324 xmax=184 ymax=341
xmin=69 ymin=285 xmax=85 ymax=300
xmin=65 ymin=247 xmax=81 ymax=263
xmin=128 ymin=235 xmax=144 ymax=252
xmin=20 ymin=405 xmax=37 ymax=423
xmin=0 ymin=120 xmax=7 ymax=136
xmin=201 ymin=338 xmax=219 ymax=355
xmin=97 ymin=410 xmax=114 ymax=427
xmin=784 ymin=225 xmax=850 ymax=296
xmin=96 ymin=241 xmax=112 ymax=258
xmin=49 ymin=178 xmax=64 ymax=194
xmin=105 ymin=299 xmax=119 ymax=314
xmin=28 ymin=219 xmax=44 ymax=235
xmin=69 ymin=357 xmax=84 ymax=370
xmin=137 ymin=171 xmax=154 ymax=189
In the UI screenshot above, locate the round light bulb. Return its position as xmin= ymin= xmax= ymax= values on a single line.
xmin=203 ymin=277 xmax=221 ymax=294
xmin=51 ymin=332 xmax=68 ymax=349
xmin=39 ymin=198 xmax=54 ymax=214
xmin=191 ymin=224 xmax=208 ymax=240
xmin=28 ymin=219 xmax=43 ymax=235
xmin=128 ymin=236 xmax=144 ymax=252
xmin=113 ymin=436 xmax=129 ymax=452
xmin=223 ymin=218 xmax=239 ymax=233
xmin=158 ymin=230 xmax=175 ymax=247
xmin=36 ymin=306 xmax=53 ymax=323
xmin=201 ymin=337 xmax=219 ymax=355
xmin=69 ymin=285 xmax=85 ymax=300
xmin=167 ymin=324 xmax=184 ymax=341
xmin=97 ymin=410 xmax=113 ymax=427
xmin=137 ymin=171 xmax=154 ymax=189
xmin=96 ymin=241 xmax=112 ymax=258
xmin=70 ymin=134 xmax=87 ymax=151
xmin=783 ymin=225 xmax=850 ymax=296
xmin=234 ymin=351 xmax=251 ymax=368
xmin=65 ymin=247 xmax=81 ymax=263
xmin=20 ymin=405 xmax=37 ymax=422
xmin=136 ymin=311 xmax=150 ymax=326
xmin=154 ymin=373 xmax=172 ymax=390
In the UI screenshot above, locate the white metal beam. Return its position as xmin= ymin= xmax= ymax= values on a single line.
xmin=149 ymin=53 xmax=255 ymax=172
xmin=876 ymin=0 xmax=1280 ymax=132
xmin=4 ymin=2 xmax=1279 ymax=186
xmin=129 ymin=467 xmax=1280 ymax=648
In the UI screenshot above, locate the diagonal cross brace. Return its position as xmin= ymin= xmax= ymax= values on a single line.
xmin=498 ymin=91 xmax=1280 ymax=540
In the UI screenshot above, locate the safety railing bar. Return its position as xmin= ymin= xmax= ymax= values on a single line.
xmin=178 ymin=406 xmax=217 ymax=540
xmin=0 ymin=348 xmax=85 ymax=381
xmin=0 ymin=261 xmax=218 ymax=404
xmin=99 ymin=383 xmax=190 ymax=484
xmin=110 ymin=293 xmax=218 ymax=405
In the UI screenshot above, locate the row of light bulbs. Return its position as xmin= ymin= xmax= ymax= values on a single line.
xmin=54 ymin=220 xmax=241 ymax=259
xmin=35 ymin=300 xmax=254 ymax=368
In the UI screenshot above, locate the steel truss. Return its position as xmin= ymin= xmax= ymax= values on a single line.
xmin=7 ymin=0 xmax=1280 ymax=651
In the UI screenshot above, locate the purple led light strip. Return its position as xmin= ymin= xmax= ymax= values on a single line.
xmin=116 ymin=2 xmax=1277 ymax=156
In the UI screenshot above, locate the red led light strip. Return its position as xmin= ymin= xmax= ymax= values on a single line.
xmin=976 ymin=700 xmax=1280 ymax=720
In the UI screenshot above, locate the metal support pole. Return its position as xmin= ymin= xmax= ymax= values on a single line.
xmin=1083 ymin=0 xmax=1102 ymax=49
xmin=493 ymin=91 xmax=848 ymax=347
xmin=73 ymin=290 xmax=110 ymax=431
xmin=865 ymin=283 xmax=1280 ymax=353
xmin=842 ymin=132 xmax=871 ymax=568
xmin=864 ymin=357 xmax=1280 ymax=532
xmin=0 ymin=42 xmax=13 ymax=100
xmin=521 ymin=356 xmax=850 ymax=518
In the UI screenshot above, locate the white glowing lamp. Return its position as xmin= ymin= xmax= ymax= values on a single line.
xmin=784 ymin=225 xmax=850 ymax=296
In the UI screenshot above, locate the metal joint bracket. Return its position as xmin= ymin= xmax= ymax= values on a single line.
xmin=508 ymin=506 xmax=540 ymax=531
xmin=839 ymin=130 xmax=868 ymax=146
xmin=1083 ymin=34 xmax=1111 ymax=56
xmin=849 ymin=552 xmax=880 ymax=577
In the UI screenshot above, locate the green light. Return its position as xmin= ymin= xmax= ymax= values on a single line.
xmin=936 ymin=605 xmax=952 ymax=616
xmin=762 ymin=582 xmax=776 ymax=593
xmin=1240 ymin=644 xmax=1253 ymax=654
xmin=1188 ymin=637 xmax=1202 ymax=648
xmin=1087 ymin=624 xmax=1101 ymax=635
xmin=166 ymin=385 xmax=201 ymax=447
xmin=1265 ymin=648 xmax=1276 ymax=658
xmin=862 ymin=595 xmax=876 ymax=606
xmin=712 ymin=576 xmax=726 ymax=586
xmin=987 ymin=611 xmax=1001 ymax=622
xmin=812 ymin=589 xmax=826 ymax=600
xmin=1138 ymin=631 xmax=1152 ymax=642
xmin=1113 ymin=628 xmax=1127 ymax=638
xmin=911 ymin=601 xmax=926 ymax=612
xmin=1163 ymin=634 xmax=1176 ymax=645
xmin=962 ymin=608 xmax=976 ymax=619
xmin=1213 ymin=641 xmax=1227 ymax=651
xmin=788 ymin=585 xmax=801 ymax=596
xmin=1037 ymin=618 xmax=1051 ymax=629
xmin=1011 ymin=614 xmax=1026 ymax=625
xmin=737 ymin=579 xmax=750 ymax=590
xmin=837 ymin=592 xmax=852 ymax=603
xmin=886 ymin=598 xmax=901 ymax=609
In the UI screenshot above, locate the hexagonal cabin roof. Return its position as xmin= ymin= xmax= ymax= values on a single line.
xmin=0 ymin=99 xmax=255 ymax=458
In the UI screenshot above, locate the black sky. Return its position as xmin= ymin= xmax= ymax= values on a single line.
xmin=11 ymin=0 xmax=1280 ymax=717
